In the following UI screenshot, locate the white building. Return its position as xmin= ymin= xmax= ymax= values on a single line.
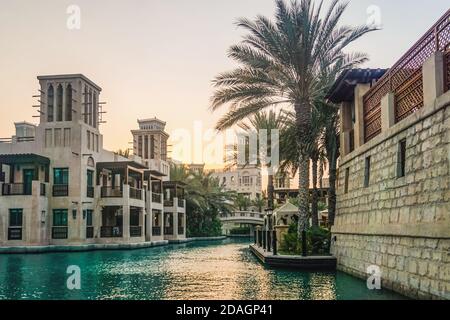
xmin=212 ymin=165 xmax=262 ymax=201
xmin=0 ymin=74 xmax=186 ymax=247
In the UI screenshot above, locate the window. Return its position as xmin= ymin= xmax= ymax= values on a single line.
xmin=47 ymin=85 xmax=54 ymax=122
xmin=87 ymin=130 xmax=91 ymax=150
xmin=54 ymin=168 xmax=69 ymax=185
xmin=242 ymin=176 xmax=250 ymax=186
xmin=138 ymin=136 xmax=143 ymax=157
xmin=364 ymin=156 xmax=371 ymax=188
xmin=87 ymin=170 xmax=94 ymax=198
xmin=53 ymin=209 xmax=68 ymax=226
xmin=91 ymin=132 xmax=95 ymax=151
xmin=8 ymin=209 xmax=23 ymax=240
xmin=66 ymin=84 xmax=72 ymax=121
xmin=92 ymin=92 xmax=97 ymax=128
xmin=344 ymin=168 xmax=350 ymax=194
xmin=45 ymin=129 xmax=52 ymax=148
xmin=64 ymin=128 xmax=71 ymax=147
xmin=86 ymin=210 xmax=93 ymax=226
xmin=54 ymin=128 xmax=62 ymax=147
xmin=56 ymin=84 xmax=63 ymax=122
xmin=144 ymin=135 xmax=149 ymax=159
xmin=9 ymin=209 xmax=23 ymax=227
xmin=397 ymin=139 xmax=407 ymax=178
xmin=95 ymin=135 xmax=99 ymax=152
xmin=150 ymin=135 xmax=155 ymax=159
xmin=84 ymin=86 xmax=89 ymax=124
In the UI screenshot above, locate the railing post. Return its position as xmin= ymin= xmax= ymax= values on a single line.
xmin=272 ymin=230 xmax=277 ymax=256
xmin=267 ymin=231 xmax=271 ymax=252
xmin=423 ymin=51 xmax=445 ymax=107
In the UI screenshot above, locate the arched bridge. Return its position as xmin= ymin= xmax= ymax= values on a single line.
xmin=219 ymin=211 xmax=264 ymax=226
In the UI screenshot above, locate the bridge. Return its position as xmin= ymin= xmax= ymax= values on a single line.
xmin=219 ymin=211 xmax=264 ymax=236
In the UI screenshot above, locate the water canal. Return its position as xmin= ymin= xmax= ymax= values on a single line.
xmin=0 ymin=238 xmax=405 ymax=300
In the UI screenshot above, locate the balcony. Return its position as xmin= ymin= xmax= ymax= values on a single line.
xmin=86 ymin=186 xmax=94 ymax=198
xmin=100 ymin=226 xmax=123 ymax=238
xmin=164 ymin=226 xmax=173 ymax=235
xmin=152 ymin=226 xmax=161 ymax=236
xmin=2 ymin=183 xmax=28 ymax=196
xmin=164 ymin=199 xmax=174 ymax=207
xmin=53 ymin=184 xmax=69 ymax=197
xmin=178 ymin=226 xmax=184 ymax=235
xmin=52 ymin=227 xmax=68 ymax=239
xmin=129 ymin=187 xmax=142 ymax=200
xmin=86 ymin=226 xmax=94 ymax=239
xmin=130 ymin=226 xmax=142 ymax=237
xmin=152 ymin=192 xmax=162 ymax=203
xmin=8 ymin=227 xmax=22 ymax=240
xmin=101 ymin=186 xmax=123 ymax=198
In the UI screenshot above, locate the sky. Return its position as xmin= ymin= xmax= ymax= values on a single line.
xmin=0 ymin=0 xmax=449 ymax=166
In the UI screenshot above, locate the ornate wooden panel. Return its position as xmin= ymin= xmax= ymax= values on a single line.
xmin=362 ymin=10 xmax=450 ymax=143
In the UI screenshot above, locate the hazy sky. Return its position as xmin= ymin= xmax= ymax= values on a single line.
xmin=0 ymin=0 xmax=448 ymax=164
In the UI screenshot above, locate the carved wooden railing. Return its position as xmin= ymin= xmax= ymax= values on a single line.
xmin=363 ymin=10 xmax=450 ymax=142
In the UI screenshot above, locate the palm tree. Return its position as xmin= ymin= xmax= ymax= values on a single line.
xmin=211 ymin=0 xmax=375 ymax=255
xmin=252 ymin=197 xmax=266 ymax=213
xmin=237 ymin=110 xmax=287 ymax=209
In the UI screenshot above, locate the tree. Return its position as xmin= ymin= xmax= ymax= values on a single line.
xmin=170 ymin=164 xmax=236 ymax=237
xmin=211 ymin=0 xmax=375 ymax=255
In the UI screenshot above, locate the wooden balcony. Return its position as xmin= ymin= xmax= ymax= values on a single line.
xmin=86 ymin=226 xmax=94 ymax=239
xmin=52 ymin=227 xmax=68 ymax=239
xmin=130 ymin=226 xmax=142 ymax=237
xmin=101 ymin=186 xmax=123 ymax=198
xmin=2 ymin=183 xmax=28 ymax=196
xmin=129 ymin=187 xmax=142 ymax=200
xmin=152 ymin=226 xmax=161 ymax=236
xmin=8 ymin=227 xmax=22 ymax=240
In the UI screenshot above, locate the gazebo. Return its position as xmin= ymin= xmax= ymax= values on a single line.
xmin=274 ymin=202 xmax=299 ymax=226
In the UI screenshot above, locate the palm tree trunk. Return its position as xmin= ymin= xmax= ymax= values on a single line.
xmin=267 ymin=173 xmax=274 ymax=209
xmin=327 ymin=148 xmax=338 ymax=227
xmin=295 ymin=100 xmax=311 ymax=257
xmin=311 ymin=156 xmax=319 ymax=228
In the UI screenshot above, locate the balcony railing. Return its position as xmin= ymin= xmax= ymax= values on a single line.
xmin=130 ymin=226 xmax=142 ymax=237
xmin=178 ymin=198 xmax=184 ymax=208
xmin=152 ymin=192 xmax=162 ymax=203
xmin=2 ymin=183 xmax=27 ymax=196
xmin=53 ymin=184 xmax=69 ymax=197
xmin=86 ymin=226 xmax=94 ymax=239
xmin=86 ymin=186 xmax=94 ymax=198
xmin=164 ymin=200 xmax=174 ymax=207
xmin=164 ymin=226 xmax=173 ymax=235
xmin=152 ymin=226 xmax=161 ymax=236
xmin=101 ymin=186 xmax=122 ymax=198
xmin=178 ymin=226 xmax=184 ymax=235
xmin=100 ymin=226 xmax=123 ymax=238
xmin=8 ymin=227 xmax=22 ymax=240
xmin=129 ymin=187 xmax=142 ymax=200
xmin=363 ymin=10 xmax=450 ymax=142
xmin=52 ymin=226 xmax=68 ymax=239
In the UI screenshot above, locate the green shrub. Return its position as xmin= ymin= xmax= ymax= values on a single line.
xmin=279 ymin=223 xmax=331 ymax=255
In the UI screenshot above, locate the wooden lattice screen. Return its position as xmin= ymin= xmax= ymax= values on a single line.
xmin=362 ymin=10 xmax=450 ymax=143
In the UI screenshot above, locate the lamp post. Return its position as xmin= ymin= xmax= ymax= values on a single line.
xmin=265 ymin=207 xmax=273 ymax=253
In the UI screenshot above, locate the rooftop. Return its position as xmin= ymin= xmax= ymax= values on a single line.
xmin=37 ymin=74 xmax=102 ymax=91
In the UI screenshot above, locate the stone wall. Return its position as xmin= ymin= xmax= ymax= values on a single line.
xmin=331 ymin=88 xmax=450 ymax=299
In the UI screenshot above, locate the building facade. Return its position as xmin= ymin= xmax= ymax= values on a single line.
xmin=212 ymin=165 xmax=262 ymax=201
xmin=328 ymin=12 xmax=450 ymax=300
xmin=0 ymin=74 xmax=186 ymax=248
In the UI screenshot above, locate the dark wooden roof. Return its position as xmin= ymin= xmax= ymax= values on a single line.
xmin=97 ymin=161 xmax=147 ymax=171
xmin=0 ymin=153 xmax=50 ymax=165
xmin=326 ymin=68 xmax=388 ymax=103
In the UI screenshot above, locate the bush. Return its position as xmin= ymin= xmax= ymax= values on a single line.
xmin=279 ymin=223 xmax=331 ymax=255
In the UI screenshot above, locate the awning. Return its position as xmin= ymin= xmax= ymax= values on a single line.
xmin=0 ymin=153 xmax=50 ymax=165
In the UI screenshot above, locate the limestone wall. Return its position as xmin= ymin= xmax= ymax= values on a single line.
xmin=331 ymin=90 xmax=450 ymax=300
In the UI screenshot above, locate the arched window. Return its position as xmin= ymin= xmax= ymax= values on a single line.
xmin=47 ymin=85 xmax=54 ymax=122
xmin=65 ymin=84 xmax=72 ymax=121
xmin=87 ymin=157 xmax=95 ymax=168
xmin=56 ymin=84 xmax=63 ymax=122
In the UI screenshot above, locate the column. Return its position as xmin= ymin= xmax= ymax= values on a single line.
xmin=354 ymin=84 xmax=371 ymax=148
xmin=381 ymin=92 xmax=395 ymax=131
xmin=423 ymin=52 xmax=444 ymax=107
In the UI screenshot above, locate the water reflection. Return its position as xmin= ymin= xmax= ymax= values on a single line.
xmin=0 ymin=239 xmax=405 ymax=300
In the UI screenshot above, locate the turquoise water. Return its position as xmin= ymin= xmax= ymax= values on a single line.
xmin=0 ymin=239 xmax=405 ymax=300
